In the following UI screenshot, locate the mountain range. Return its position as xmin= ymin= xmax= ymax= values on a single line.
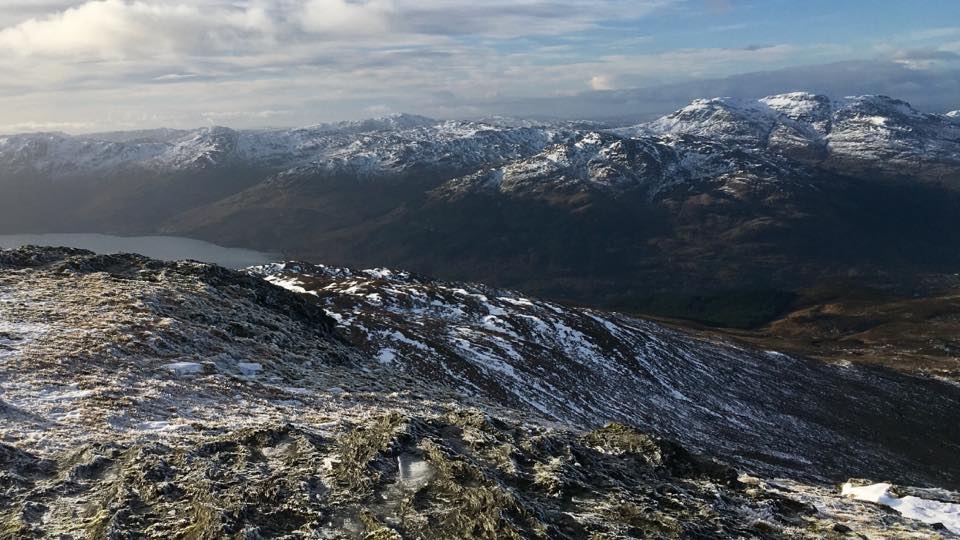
xmin=3 ymin=93 xmax=956 ymax=184
xmin=2 ymin=91 xmax=959 ymax=356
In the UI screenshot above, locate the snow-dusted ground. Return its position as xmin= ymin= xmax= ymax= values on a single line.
xmin=0 ymin=288 xmax=48 ymax=360
xmin=1 ymin=247 xmax=959 ymax=538
xmin=252 ymin=261 xmax=960 ymax=488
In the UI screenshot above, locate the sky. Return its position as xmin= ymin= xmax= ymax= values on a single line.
xmin=0 ymin=0 xmax=958 ymax=132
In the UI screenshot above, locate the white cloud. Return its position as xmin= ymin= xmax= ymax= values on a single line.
xmin=589 ymin=74 xmax=616 ymax=90
xmin=0 ymin=120 xmax=94 ymax=134
xmin=0 ymin=0 xmax=670 ymax=60
xmin=300 ymin=0 xmax=395 ymax=35
xmin=0 ymin=1 xmax=276 ymax=59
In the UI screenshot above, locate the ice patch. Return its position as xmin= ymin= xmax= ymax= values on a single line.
xmin=842 ymin=482 xmax=960 ymax=534
xmin=362 ymin=268 xmax=407 ymax=280
xmin=499 ymin=296 xmax=534 ymax=307
xmin=382 ymin=330 xmax=430 ymax=351
xmin=324 ymin=309 xmax=345 ymax=324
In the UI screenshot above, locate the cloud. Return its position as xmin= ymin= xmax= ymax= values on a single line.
xmin=0 ymin=1 xmax=956 ymax=132
xmin=703 ymin=0 xmax=733 ymax=14
xmin=892 ymin=47 xmax=960 ymax=69
xmin=300 ymin=0 xmax=394 ymax=35
xmin=153 ymin=73 xmax=201 ymax=81
xmin=589 ymin=74 xmax=616 ymax=91
xmin=0 ymin=0 xmax=672 ymax=60
xmin=0 ymin=120 xmax=94 ymax=134
xmin=0 ymin=1 xmax=274 ymax=59
xmin=200 ymin=109 xmax=292 ymax=123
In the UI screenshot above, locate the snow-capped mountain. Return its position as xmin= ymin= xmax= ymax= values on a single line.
xmin=635 ymin=92 xmax=960 ymax=178
xmin=437 ymin=132 xmax=686 ymax=196
xmin=1 ymin=92 xmax=955 ymax=186
xmin=433 ymin=92 xmax=958 ymax=203
xmin=0 ymin=114 xmax=577 ymax=179
xmin=436 ymin=129 xmax=802 ymax=199
xmin=440 ymin=92 xmax=960 ymax=200
xmin=2 ymin=246 xmax=959 ymax=538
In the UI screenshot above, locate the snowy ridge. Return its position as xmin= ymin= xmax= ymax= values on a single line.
xmin=439 ymin=92 xmax=960 ymax=199
xmin=1 ymin=92 xmax=955 ymax=189
xmin=250 ymin=261 xmax=960 ymax=484
xmin=438 ymin=131 xmax=689 ymax=196
xmin=638 ymin=92 xmax=960 ymax=176
xmin=0 ymin=116 xmax=576 ymax=179
xmin=439 ymin=127 xmax=804 ymax=199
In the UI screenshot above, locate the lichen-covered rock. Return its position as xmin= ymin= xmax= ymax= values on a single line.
xmin=4 ymin=414 xmax=949 ymax=539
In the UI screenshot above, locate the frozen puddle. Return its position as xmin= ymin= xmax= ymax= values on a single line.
xmin=842 ymin=482 xmax=960 ymax=534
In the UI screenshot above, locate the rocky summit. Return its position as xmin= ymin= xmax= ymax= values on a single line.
xmin=1 ymin=247 xmax=959 ymax=539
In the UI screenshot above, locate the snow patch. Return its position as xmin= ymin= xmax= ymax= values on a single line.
xmin=842 ymin=482 xmax=960 ymax=534
xmin=265 ymin=275 xmax=315 ymax=295
xmin=138 ymin=420 xmax=191 ymax=432
xmin=377 ymin=348 xmax=397 ymax=364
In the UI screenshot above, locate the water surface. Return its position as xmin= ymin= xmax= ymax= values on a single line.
xmin=0 ymin=233 xmax=279 ymax=269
